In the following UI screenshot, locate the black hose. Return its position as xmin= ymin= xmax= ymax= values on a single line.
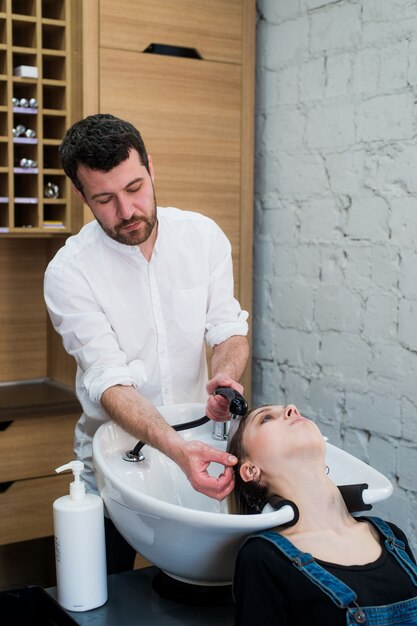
xmin=131 ymin=416 xmax=210 ymax=456
xmin=171 ymin=415 xmax=210 ymax=432
xmin=128 ymin=387 xmax=247 ymax=459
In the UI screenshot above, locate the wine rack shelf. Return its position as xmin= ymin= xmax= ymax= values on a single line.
xmin=0 ymin=0 xmax=71 ymax=234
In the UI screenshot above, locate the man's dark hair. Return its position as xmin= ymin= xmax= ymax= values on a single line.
xmin=59 ymin=114 xmax=149 ymax=193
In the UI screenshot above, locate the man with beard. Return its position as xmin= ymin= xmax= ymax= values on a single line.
xmin=44 ymin=114 xmax=249 ymax=572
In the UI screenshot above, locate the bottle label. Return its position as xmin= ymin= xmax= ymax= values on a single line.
xmin=55 ymin=535 xmax=62 ymax=563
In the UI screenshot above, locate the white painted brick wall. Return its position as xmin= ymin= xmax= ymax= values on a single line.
xmin=253 ymin=0 xmax=417 ymax=553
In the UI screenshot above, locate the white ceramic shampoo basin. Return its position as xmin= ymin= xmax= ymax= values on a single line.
xmin=92 ymin=403 xmax=393 ymax=585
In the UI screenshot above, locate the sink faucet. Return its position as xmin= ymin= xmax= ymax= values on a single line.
xmin=211 ymin=387 xmax=248 ymax=443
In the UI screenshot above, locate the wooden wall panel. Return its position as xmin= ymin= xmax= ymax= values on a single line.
xmin=46 ymin=238 xmax=76 ymax=386
xmin=46 ymin=318 xmax=76 ymax=387
xmin=100 ymin=0 xmax=242 ymax=64
xmin=239 ymin=0 xmax=256 ymax=392
xmin=0 ymin=240 xmax=47 ymax=382
xmin=100 ymin=50 xmax=242 ymax=286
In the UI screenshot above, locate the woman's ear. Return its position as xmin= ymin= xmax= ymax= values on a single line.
xmin=240 ymin=461 xmax=261 ymax=484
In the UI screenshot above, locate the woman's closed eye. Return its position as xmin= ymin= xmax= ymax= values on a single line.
xmin=261 ymin=413 xmax=274 ymax=423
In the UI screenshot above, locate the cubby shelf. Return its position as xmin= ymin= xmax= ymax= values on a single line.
xmin=0 ymin=0 xmax=71 ymax=235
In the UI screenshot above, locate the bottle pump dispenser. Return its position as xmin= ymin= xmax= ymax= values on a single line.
xmin=53 ymin=460 xmax=107 ymax=612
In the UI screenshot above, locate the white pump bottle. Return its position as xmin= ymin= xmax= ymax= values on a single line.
xmin=53 ymin=460 xmax=107 ymax=612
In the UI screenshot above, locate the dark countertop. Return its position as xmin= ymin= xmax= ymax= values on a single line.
xmin=47 ymin=567 xmax=235 ymax=626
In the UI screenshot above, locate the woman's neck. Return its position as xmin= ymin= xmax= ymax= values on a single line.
xmin=271 ymin=467 xmax=354 ymax=535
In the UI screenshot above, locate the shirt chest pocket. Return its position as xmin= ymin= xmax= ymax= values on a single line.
xmin=171 ymin=285 xmax=207 ymax=334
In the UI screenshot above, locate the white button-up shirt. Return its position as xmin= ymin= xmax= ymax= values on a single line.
xmin=44 ymin=207 xmax=248 ymax=490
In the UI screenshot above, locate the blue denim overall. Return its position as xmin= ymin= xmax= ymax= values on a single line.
xmin=258 ymin=516 xmax=417 ymax=625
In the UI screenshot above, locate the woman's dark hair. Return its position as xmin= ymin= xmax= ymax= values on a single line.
xmin=228 ymin=410 xmax=269 ymax=515
xmin=59 ymin=113 xmax=150 ymax=193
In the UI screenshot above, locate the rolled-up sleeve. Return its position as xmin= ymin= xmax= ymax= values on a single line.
xmin=204 ymin=223 xmax=249 ymax=348
xmin=44 ymin=263 xmax=147 ymax=404
xmin=81 ymin=359 xmax=147 ymax=404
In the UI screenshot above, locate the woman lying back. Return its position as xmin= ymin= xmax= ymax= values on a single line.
xmin=229 ymin=404 xmax=417 ymax=626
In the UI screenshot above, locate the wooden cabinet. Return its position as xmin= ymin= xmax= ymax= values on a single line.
xmin=0 ymin=412 xmax=78 ymax=482
xmin=99 ymin=0 xmax=243 ymax=64
xmin=100 ymin=49 xmax=242 ymax=276
xmin=0 ymin=0 xmax=73 ymax=234
xmin=0 ymin=0 xmax=80 ymax=390
xmin=0 ymin=380 xmax=80 ymax=545
xmin=83 ymin=0 xmax=255 ymax=390
xmin=0 ymin=2 xmax=80 ymax=563
xmin=0 ymin=0 xmax=255 ymax=589
xmin=0 ymin=474 xmax=69 ymax=545
xmin=0 ymin=0 xmax=255 ymax=560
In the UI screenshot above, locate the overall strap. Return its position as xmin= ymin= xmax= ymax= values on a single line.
xmin=365 ymin=516 xmax=417 ymax=586
xmin=257 ymin=530 xmax=357 ymax=609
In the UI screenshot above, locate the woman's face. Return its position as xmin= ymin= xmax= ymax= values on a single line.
xmin=241 ymin=404 xmax=324 ymax=478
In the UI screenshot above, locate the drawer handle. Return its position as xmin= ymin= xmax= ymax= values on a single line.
xmin=0 ymin=481 xmax=14 ymax=493
xmin=0 ymin=420 xmax=13 ymax=432
xmin=143 ymin=43 xmax=202 ymax=59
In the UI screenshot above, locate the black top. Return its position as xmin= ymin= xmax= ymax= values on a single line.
xmin=233 ymin=519 xmax=417 ymax=626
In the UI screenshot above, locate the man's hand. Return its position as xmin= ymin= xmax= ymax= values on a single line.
xmin=177 ymin=439 xmax=238 ymax=501
xmin=206 ymin=373 xmax=244 ymax=422
xmin=101 ymin=384 xmax=239 ymax=500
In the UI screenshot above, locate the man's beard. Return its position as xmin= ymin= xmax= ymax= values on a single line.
xmin=97 ymin=196 xmax=157 ymax=246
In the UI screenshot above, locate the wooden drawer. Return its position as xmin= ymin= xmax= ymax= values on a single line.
xmin=100 ymin=0 xmax=243 ymax=64
xmin=0 ymin=413 xmax=79 ymax=482
xmin=0 ymin=474 xmax=69 ymax=545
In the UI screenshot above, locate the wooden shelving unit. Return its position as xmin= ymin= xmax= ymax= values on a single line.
xmin=0 ymin=3 xmax=78 ymax=582
xmin=0 ymin=0 xmax=71 ymax=234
